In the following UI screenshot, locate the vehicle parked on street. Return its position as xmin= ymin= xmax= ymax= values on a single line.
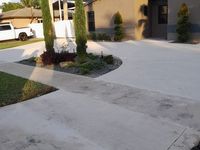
xmin=0 ymin=22 xmax=33 ymax=41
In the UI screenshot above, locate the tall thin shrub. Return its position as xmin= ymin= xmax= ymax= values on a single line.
xmin=176 ymin=3 xmax=190 ymax=43
xmin=74 ymin=0 xmax=87 ymax=60
xmin=114 ymin=12 xmax=124 ymax=41
xmin=40 ymin=0 xmax=55 ymax=53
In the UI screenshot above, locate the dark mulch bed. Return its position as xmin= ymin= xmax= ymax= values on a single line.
xmin=18 ymin=54 xmax=122 ymax=78
xmin=191 ymin=142 xmax=200 ymax=150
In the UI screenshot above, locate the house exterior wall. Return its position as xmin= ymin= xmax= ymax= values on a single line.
xmin=85 ymin=0 xmax=148 ymax=40
xmin=85 ymin=0 xmax=200 ymax=41
xmin=168 ymin=0 xmax=200 ymax=41
xmin=12 ymin=18 xmax=39 ymax=28
xmin=0 ymin=18 xmax=39 ymax=28
xmin=0 ymin=17 xmax=60 ymax=28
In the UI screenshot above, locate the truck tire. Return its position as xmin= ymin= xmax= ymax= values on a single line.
xmin=19 ymin=32 xmax=28 ymax=41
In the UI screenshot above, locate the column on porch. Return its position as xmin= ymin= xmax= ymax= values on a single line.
xmin=63 ymin=0 xmax=68 ymax=20
xmin=48 ymin=0 xmax=54 ymax=22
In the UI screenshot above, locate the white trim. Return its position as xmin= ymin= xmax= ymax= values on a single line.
xmin=58 ymin=0 xmax=62 ymax=20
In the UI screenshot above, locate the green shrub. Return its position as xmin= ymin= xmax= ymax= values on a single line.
xmin=88 ymin=33 xmax=111 ymax=41
xmin=97 ymin=33 xmax=104 ymax=41
xmin=68 ymin=53 xmax=114 ymax=75
xmin=176 ymin=3 xmax=190 ymax=43
xmin=79 ymin=59 xmax=104 ymax=70
xmin=87 ymin=53 xmax=99 ymax=60
xmin=87 ymin=32 xmax=97 ymax=41
xmin=80 ymin=67 xmax=90 ymax=75
xmin=103 ymin=55 xmax=114 ymax=64
xmin=114 ymin=12 xmax=124 ymax=41
xmin=100 ymin=33 xmax=111 ymax=41
xmin=114 ymin=12 xmax=123 ymax=25
xmin=76 ymin=54 xmax=105 ymax=74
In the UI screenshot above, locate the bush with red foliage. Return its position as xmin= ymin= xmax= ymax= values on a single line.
xmin=40 ymin=51 xmax=55 ymax=65
xmin=40 ymin=51 xmax=77 ymax=65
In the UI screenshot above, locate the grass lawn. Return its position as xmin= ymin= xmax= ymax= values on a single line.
xmin=0 ymin=38 xmax=44 ymax=50
xmin=0 ymin=71 xmax=56 ymax=107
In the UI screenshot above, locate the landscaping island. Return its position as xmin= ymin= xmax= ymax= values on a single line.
xmin=19 ymin=52 xmax=122 ymax=78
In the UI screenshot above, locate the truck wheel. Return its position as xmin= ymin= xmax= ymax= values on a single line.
xmin=19 ymin=33 xmax=28 ymax=41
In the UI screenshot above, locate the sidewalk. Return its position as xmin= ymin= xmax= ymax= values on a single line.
xmin=0 ymin=62 xmax=200 ymax=150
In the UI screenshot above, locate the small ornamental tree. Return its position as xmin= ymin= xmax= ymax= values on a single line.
xmin=40 ymin=0 xmax=54 ymax=54
xmin=114 ymin=12 xmax=124 ymax=41
xmin=74 ymin=0 xmax=87 ymax=60
xmin=176 ymin=3 xmax=190 ymax=43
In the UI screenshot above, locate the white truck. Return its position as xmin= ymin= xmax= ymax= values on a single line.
xmin=0 ymin=22 xmax=33 ymax=41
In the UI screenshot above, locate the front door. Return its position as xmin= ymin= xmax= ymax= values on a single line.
xmin=149 ymin=0 xmax=168 ymax=39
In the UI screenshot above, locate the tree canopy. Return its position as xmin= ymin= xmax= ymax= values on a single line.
xmin=0 ymin=0 xmax=40 ymax=12
xmin=20 ymin=0 xmax=40 ymax=8
xmin=1 ymin=2 xmax=24 ymax=12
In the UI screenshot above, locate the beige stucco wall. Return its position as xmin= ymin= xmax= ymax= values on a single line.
xmin=85 ymin=0 xmax=148 ymax=40
xmin=168 ymin=0 xmax=200 ymax=41
xmin=85 ymin=0 xmax=200 ymax=41
xmin=0 ymin=17 xmax=60 ymax=28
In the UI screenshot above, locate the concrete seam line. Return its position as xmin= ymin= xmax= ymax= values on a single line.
xmin=167 ymin=128 xmax=187 ymax=150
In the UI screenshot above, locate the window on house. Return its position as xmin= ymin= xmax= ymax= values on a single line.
xmin=37 ymin=19 xmax=43 ymax=23
xmin=143 ymin=6 xmax=148 ymax=16
xmin=87 ymin=11 xmax=95 ymax=31
xmin=158 ymin=5 xmax=168 ymax=24
xmin=0 ymin=25 xmax=11 ymax=31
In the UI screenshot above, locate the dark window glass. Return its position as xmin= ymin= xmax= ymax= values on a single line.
xmin=158 ymin=5 xmax=168 ymax=24
xmin=0 ymin=25 xmax=11 ymax=31
xmin=144 ymin=6 xmax=148 ymax=16
xmin=87 ymin=11 xmax=95 ymax=31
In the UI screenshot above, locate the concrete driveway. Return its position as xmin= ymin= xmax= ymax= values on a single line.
xmin=1 ymin=62 xmax=200 ymax=150
xmin=0 ymin=39 xmax=200 ymax=100
xmin=0 ymin=40 xmax=200 ymax=150
xmin=86 ymin=40 xmax=200 ymax=101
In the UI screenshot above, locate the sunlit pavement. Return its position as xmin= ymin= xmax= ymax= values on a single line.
xmin=87 ymin=40 xmax=200 ymax=101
